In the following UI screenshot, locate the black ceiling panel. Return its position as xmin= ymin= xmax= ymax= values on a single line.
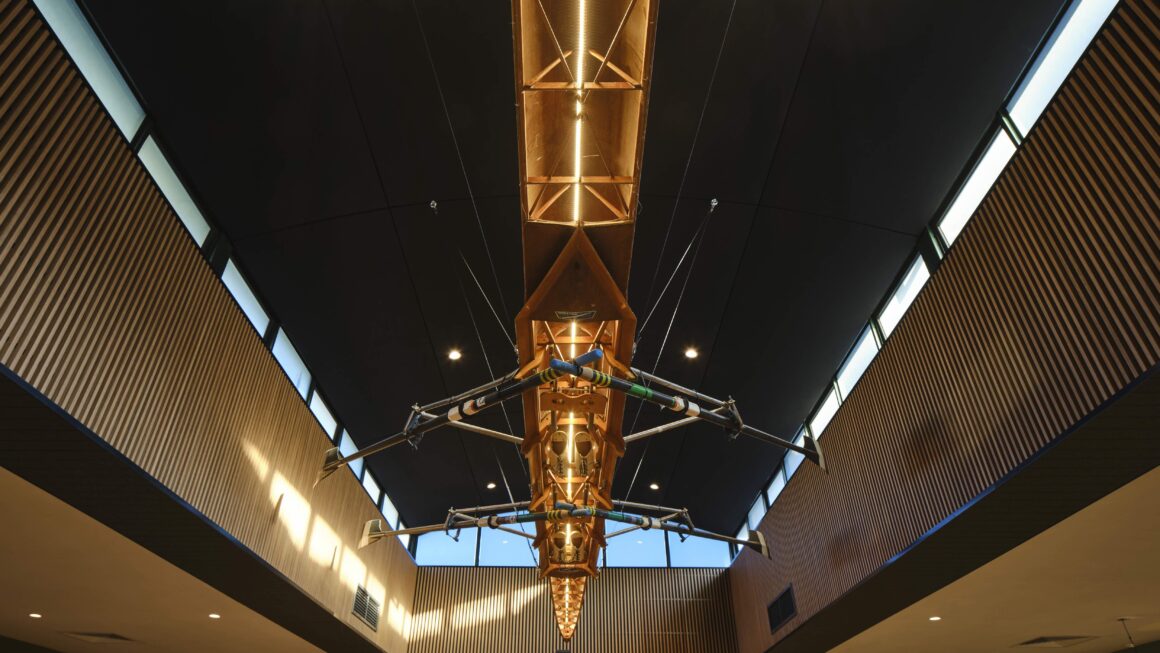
xmin=81 ymin=0 xmax=1067 ymax=534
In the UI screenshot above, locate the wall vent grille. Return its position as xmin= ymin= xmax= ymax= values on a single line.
xmin=353 ymin=585 xmax=380 ymax=631
xmin=767 ymin=585 xmax=796 ymax=633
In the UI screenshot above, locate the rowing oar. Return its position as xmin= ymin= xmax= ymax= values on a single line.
xmin=316 ymin=349 xmax=604 ymax=484
xmin=548 ymin=356 xmax=825 ymax=471
xmin=358 ymin=500 xmax=770 ymax=558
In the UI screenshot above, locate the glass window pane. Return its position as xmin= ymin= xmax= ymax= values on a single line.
xmin=33 ymin=0 xmax=144 ymax=137
xmin=1008 ymin=0 xmax=1119 ymax=133
xmin=836 ymin=328 xmax=878 ymax=399
xmin=271 ymin=329 xmax=311 ymax=398
xmin=667 ymin=532 xmax=730 ymax=568
xmin=308 ymin=393 xmax=338 ymax=439
xmin=939 ymin=130 xmax=1017 ymax=245
xmin=746 ymin=497 xmax=765 ymax=530
xmin=361 ymin=473 xmax=381 ymax=505
xmin=605 ymin=527 xmax=666 ymax=567
xmin=765 ymin=467 xmax=787 ymax=506
xmin=478 ymin=513 xmax=537 ymax=567
xmin=337 ymin=430 xmax=363 ymax=478
xmin=397 ymin=520 xmax=411 ymax=550
xmin=336 ymin=431 xmax=361 ymax=477
xmin=221 ymin=260 xmax=269 ymax=334
xmin=380 ymin=493 xmax=399 ymax=530
xmin=784 ymin=430 xmax=807 ymax=479
xmin=415 ymin=529 xmax=478 ymax=566
xmin=878 ymin=257 xmax=931 ymax=338
xmin=736 ymin=524 xmax=749 ymax=549
xmin=137 ymin=137 xmax=211 ymax=245
xmin=809 ymin=388 xmax=841 ymax=439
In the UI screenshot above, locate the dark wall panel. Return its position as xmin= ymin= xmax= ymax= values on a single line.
xmin=409 ymin=567 xmax=737 ymax=653
xmin=0 ymin=1 xmax=415 ymax=650
xmin=730 ymin=1 xmax=1160 ymax=651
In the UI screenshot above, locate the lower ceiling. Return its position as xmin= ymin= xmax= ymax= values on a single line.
xmin=0 ymin=468 xmax=320 ymax=653
xmin=832 ymin=465 xmax=1160 ymax=653
xmin=80 ymin=0 xmax=1067 ymax=532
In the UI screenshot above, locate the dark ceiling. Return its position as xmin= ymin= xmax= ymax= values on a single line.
xmin=81 ymin=0 xmax=1065 ymax=534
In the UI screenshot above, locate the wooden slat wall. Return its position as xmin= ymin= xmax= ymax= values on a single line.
xmin=730 ymin=1 xmax=1160 ymax=651
xmin=409 ymin=567 xmax=738 ymax=653
xmin=0 ymin=1 xmax=416 ymax=651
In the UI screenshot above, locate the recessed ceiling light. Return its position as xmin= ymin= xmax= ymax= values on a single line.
xmin=208 ymin=613 xmax=221 ymax=620
xmin=448 ymin=349 xmax=462 ymax=361
xmin=649 ymin=482 xmax=659 ymax=490
xmin=486 ymin=482 xmax=497 ymax=490
xmin=28 ymin=613 xmax=42 ymax=619
xmin=928 ymin=616 xmax=941 ymax=622
xmin=684 ymin=347 xmax=698 ymax=359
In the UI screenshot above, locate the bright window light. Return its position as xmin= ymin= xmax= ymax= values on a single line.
xmin=667 ymin=532 xmax=730 ymax=568
xmin=380 ymin=493 xmax=400 ymax=530
xmin=220 ymin=260 xmax=269 ymax=335
xmin=136 ymin=137 xmax=212 ymax=245
xmin=878 ymin=257 xmax=931 ymax=338
xmin=397 ymin=520 xmax=410 ymax=549
xmin=361 ymin=472 xmax=381 ymax=505
xmin=1008 ymin=0 xmax=1119 ymax=134
xmin=271 ymin=329 xmax=311 ymax=398
xmin=337 ymin=430 xmax=363 ymax=478
xmin=836 ymin=327 xmax=879 ymax=399
xmin=33 ymin=0 xmax=144 ymax=138
xmin=605 ymin=526 xmax=665 ymax=567
xmin=784 ymin=430 xmax=807 ymax=479
xmin=746 ymin=497 xmax=765 ymax=531
xmin=938 ymin=130 xmax=1017 ymax=245
xmin=736 ymin=524 xmax=749 ymax=550
xmin=765 ymin=467 xmax=787 ymax=506
xmin=415 ymin=530 xmax=477 ymax=566
xmin=308 ymin=393 xmax=338 ymax=439
xmin=478 ymin=513 xmax=536 ymax=567
xmin=809 ymin=388 xmax=841 ymax=439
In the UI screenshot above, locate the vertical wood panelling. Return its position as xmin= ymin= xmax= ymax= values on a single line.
xmin=0 ymin=1 xmax=416 ymax=651
xmin=731 ymin=2 xmax=1160 ymax=651
xmin=409 ymin=567 xmax=737 ymax=653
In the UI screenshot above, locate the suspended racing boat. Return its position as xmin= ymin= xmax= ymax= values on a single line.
xmin=317 ymin=0 xmax=825 ymax=641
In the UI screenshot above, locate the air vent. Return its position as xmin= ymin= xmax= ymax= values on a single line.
xmin=352 ymin=585 xmax=380 ymax=631
xmin=63 ymin=632 xmax=134 ymax=643
xmin=767 ymin=585 xmax=796 ymax=633
xmin=1016 ymin=636 xmax=1098 ymax=648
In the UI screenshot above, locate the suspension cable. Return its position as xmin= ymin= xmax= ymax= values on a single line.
xmin=457 ymin=267 xmax=537 ymax=565
xmin=637 ymin=0 xmax=738 ymax=344
xmin=411 ymin=0 xmax=512 ymax=326
xmin=636 ymin=199 xmax=717 ymax=343
xmin=624 ymin=213 xmax=713 ymax=499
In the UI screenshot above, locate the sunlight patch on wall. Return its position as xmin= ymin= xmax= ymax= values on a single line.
xmin=270 ymin=472 xmax=311 ymax=550
xmin=511 ymin=584 xmax=545 ymax=614
xmin=339 ymin=545 xmax=368 ymax=591
xmin=450 ymin=593 xmax=507 ymax=629
xmin=242 ymin=440 xmax=270 ymax=481
xmin=409 ymin=608 xmax=445 ymax=641
xmin=307 ymin=514 xmax=340 ymax=568
xmin=387 ymin=597 xmax=413 ymax=640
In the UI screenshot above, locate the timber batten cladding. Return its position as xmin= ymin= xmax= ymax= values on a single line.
xmin=730 ymin=1 xmax=1160 ymax=651
xmin=409 ymin=567 xmax=738 ymax=653
xmin=0 ymin=1 xmax=415 ymax=650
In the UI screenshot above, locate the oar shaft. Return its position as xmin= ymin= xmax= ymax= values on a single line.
xmin=549 ymin=357 xmax=817 ymax=460
xmin=324 ymin=351 xmax=605 ymax=474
